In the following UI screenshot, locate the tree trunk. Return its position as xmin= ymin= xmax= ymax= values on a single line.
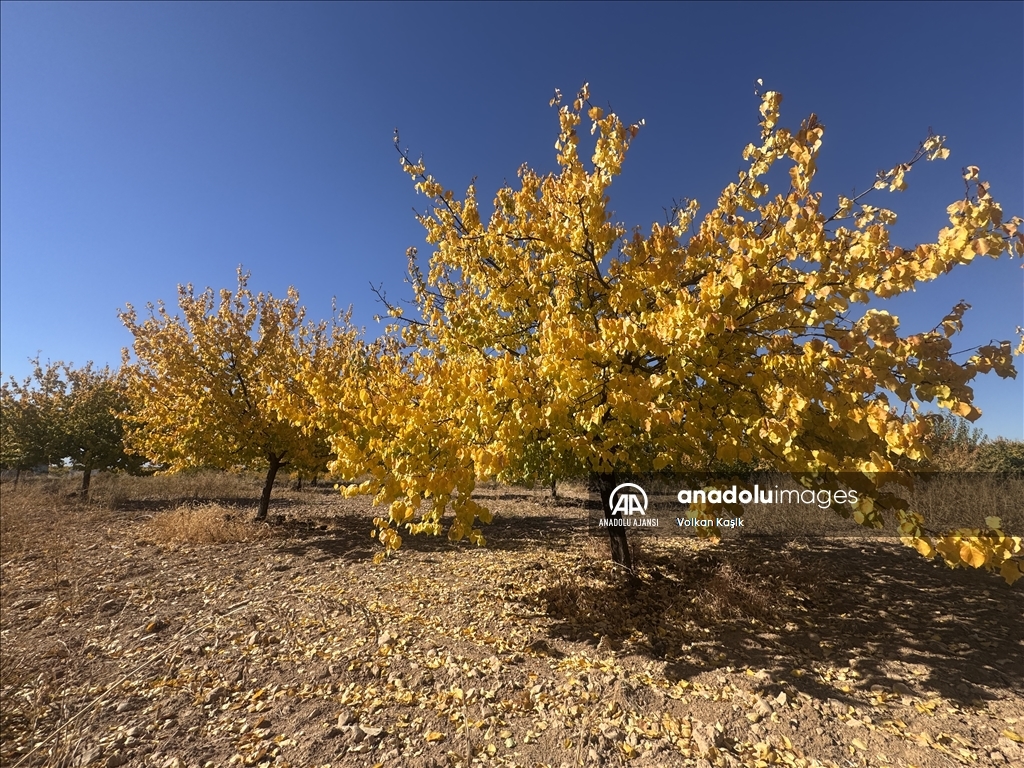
xmin=14 ymin=468 xmax=21 ymax=488
xmin=256 ymin=454 xmax=284 ymax=521
xmin=81 ymin=465 xmax=93 ymax=494
xmin=591 ymin=472 xmax=632 ymax=572
xmin=550 ymin=475 xmax=558 ymax=499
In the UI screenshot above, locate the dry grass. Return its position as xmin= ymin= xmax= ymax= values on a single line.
xmin=0 ymin=483 xmax=105 ymax=623
xmin=88 ymin=469 xmax=267 ymax=508
xmin=0 ymin=484 xmax=42 ymax=559
xmin=696 ymin=561 xmax=775 ymax=622
xmin=0 ymin=481 xmax=91 ymax=558
xmin=1 ymin=469 xmax=294 ymax=553
xmin=142 ymin=502 xmax=273 ymax=545
xmin=580 ymin=535 xmax=612 ymax=563
xmin=651 ymin=472 xmax=1024 ymax=537
xmin=1 ymin=663 xmax=101 ymax=768
xmin=909 ymin=473 xmax=1024 ymax=529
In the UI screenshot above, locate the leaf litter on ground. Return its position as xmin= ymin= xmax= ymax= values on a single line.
xmin=1 ymin=480 xmax=1022 ymax=768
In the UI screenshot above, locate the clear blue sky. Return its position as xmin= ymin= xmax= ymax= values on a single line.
xmin=2 ymin=2 xmax=1022 ymax=438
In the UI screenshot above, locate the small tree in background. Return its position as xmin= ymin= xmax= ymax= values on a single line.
xmin=119 ymin=269 xmax=334 ymax=521
xmin=920 ymin=412 xmax=988 ymax=472
xmin=1 ymin=359 xmax=141 ymax=490
xmin=61 ymin=364 xmax=146 ymax=492
xmin=1 ymin=361 xmax=61 ymax=483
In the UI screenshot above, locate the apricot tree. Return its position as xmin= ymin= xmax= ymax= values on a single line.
xmin=1 ymin=360 xmax=64 ymax=479
xmin=119 ymin=270 xmax=333 ymax=520
xmin=317 ymin=86 xmax=1023 ymax=581
xmin=59 ymin=363 xmax=144 ymax=491
xmin=1 ymin=359 xmax=140 ymax=490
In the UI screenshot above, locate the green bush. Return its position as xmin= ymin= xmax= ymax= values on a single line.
xmin=972 ymin=439 xmax=1024 ymax=476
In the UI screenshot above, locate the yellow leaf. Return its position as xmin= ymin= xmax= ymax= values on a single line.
xmin=424 ymin=731 xmax=446 ymax=743
xmin=953 ymin=401 xmax=975 ymax=419
xmin=960 ymin=544 xmax=986 ymax=568
xmin=1000 ymin=561 xmax=1024 ymax=586
xmin=914 ymin=538 xmax=934 ymax=558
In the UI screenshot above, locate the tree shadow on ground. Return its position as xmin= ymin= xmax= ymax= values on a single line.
xmin=268 ymin=514 xmax=377 ymax=562
xmin=537 ymin=536 xmax=1024 ymax=707
xmin=267 ymin=508 xmax=589 ymax=560
xmin=247 ymin=501 xmax=1023 ymax=709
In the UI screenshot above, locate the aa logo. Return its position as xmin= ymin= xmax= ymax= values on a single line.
xmin=609 ymin=483 xmax=648 ymax=516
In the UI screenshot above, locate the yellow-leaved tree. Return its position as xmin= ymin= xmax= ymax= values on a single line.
xmin=119 ymin=270 xmax=334 ymax=520
xmin=313 ymin=86 xmax=1023 ymax=581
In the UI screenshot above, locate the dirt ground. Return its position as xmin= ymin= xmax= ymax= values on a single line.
xmin=1 ymin=476 xmax=1022 ymax=768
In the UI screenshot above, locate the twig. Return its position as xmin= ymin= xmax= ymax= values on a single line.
xmin=13 ymin=600 xmax=252 ymax=767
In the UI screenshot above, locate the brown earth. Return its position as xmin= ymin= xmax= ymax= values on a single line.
xmin=1 ymin=475 xmax=1022 ymax=768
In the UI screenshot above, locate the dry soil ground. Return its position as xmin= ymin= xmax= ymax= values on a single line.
xmin=1 ymin=474 xmax=1022 ymax=768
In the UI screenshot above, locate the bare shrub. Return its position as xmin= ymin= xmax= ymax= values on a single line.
xmin=143 ymin=502 xmax=272 ymax=545
xmin=696 ymin=561 xmax=774 ymax=622
xmin=541 ymin=577 xmax=588 ymax=619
